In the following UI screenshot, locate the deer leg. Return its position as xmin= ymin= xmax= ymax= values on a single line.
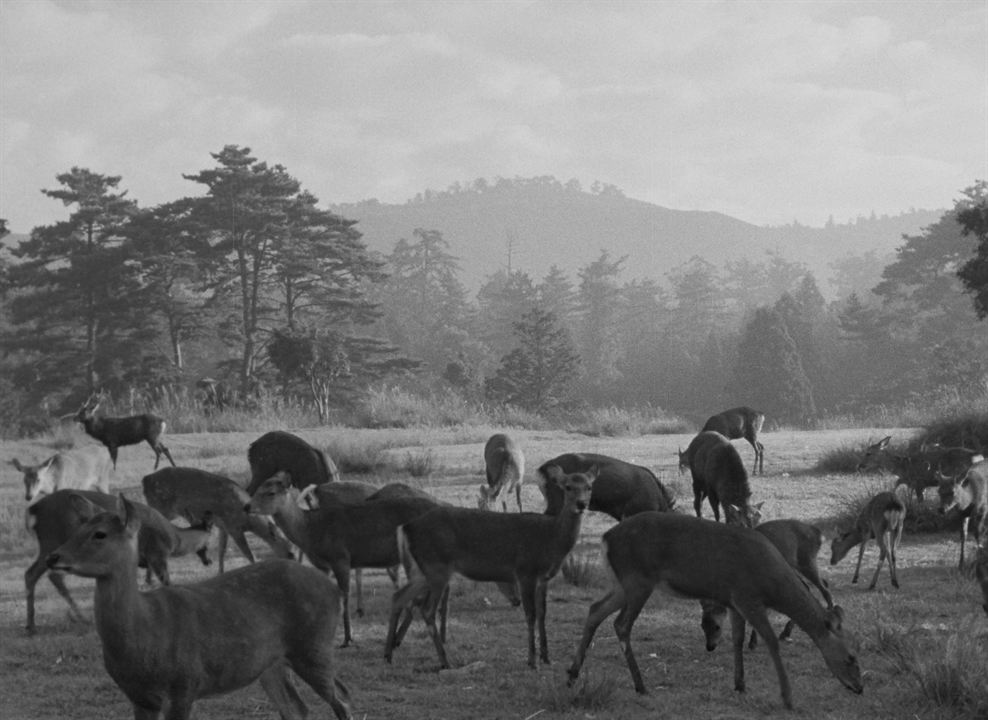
xmin=730 ymin=609 xmax=747 ymax=693
xmin=887 ymin=532 xmax=900 ymax=589
xmin=420 ymin=582 xmax=452 ymax=668
xmin=353 ymin=569 xmax=365 ymax=617
xmin=959 ymin=515 xmax=970 ymax=568
xmin=329 ymin=563 xmax=353 ymax=647
xmin=536 ymin=577 xmax=551 ymax=665
xmin=868 ymin=534 xmax=888 ymax=590
xmin=567 ymin=587 xmax=626 ymax=687
xmin=736 ymin=604 xmax=793 ymax=710
xmin=515 ymin=483 xmax=523 ymax=512
xmin=518 ymin=577 xmax=538 ymax=668
xmin=258 ymin=663 xmax=308 ymax=720
xmin=613 ymin=584 xmax=653 ymax=694
xmin=709 ymin=494 xmax=721 ymax=522
xmin=109 ymin=446 xmax=119 ymax=469
xmin=292 ymin=658 xmax=352 ymax=720
xmin=693 ymin=491 xmax=704 ymax=518
xmin=384 ymin=575 xmax=432 ymax=662
xmin=778 ymin=619 xmax=796 ymax=642
xmin=851 ymin=538 xmax=869 ymax=583
xmin=160 ymin=443 xmax=176 ymax=468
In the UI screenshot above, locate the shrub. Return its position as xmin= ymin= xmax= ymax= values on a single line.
xmin=560 ymin=552 xmax=607 ymax=588
xmin=566 ymin=404 xmax=693 ymax=437
xmin=814 ymin=440 xmax=876 ymax=474
xmin=537 ymin=673 xmax=617 ymax=712
xmin=402 ymin=449 xmax=440 ymax=477
xmin=901 ymin=619 xmax=988 ymax=717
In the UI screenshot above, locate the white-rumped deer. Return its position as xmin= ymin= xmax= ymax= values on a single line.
xmin=701 ymin=406 xmax=765 ymax=474
xmin=76 ymin=394 xmax=175 ymax=470
xmin=685 ymin=431 xmax=762 ymax=527
xmin=246 ymin=430 xmax=339 ymax=495
xmin=11 ymin=445 xmax=112 ymax=503
xmin=830 ymin=491 xmax=906 ymax=589
xmin=46 ymin=496 xmax=352 ymax=720
xmin=142 ymin=467 xmax=293 ymax=573
xmin=384 ymin=464 xmax=596 ymax=669
xmin=537 ymin=452 xmax=673 ymax=519
xmin=478 ymin=433 xmax=525 ymax=512
xmin=566 ymin=512 xmax=863 ymax=711
xmin=247 ymin=472 xmax=440 ymax=646
xmin=701 ymin=519 xmax=834 ymax=650
xmin=937 ymin=460 xmax=987 ymax=569
xmin=24 ymin=490 xmax=211 ymax=633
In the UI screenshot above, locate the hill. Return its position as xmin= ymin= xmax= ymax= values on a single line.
xmin=333 ymin=179 xmax=942 ymax=297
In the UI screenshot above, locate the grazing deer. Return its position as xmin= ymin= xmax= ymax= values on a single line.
xmin=11 ymin=445 xmax=112 ymax=503
xmin=142 ymin=467 xmax=293 ymax=573
xmin=246 ymin=430 xmax=339 ymax=495
xmin=384 ymin=464 xmax=596 ymax=669
xmin=830 ymin=491 xmax=906 ymax=589
xmin=701 ymin=519 xmax=834 ymax=650
xmin=46 ymin=496 xmax=352 ymax=720
xmin=701 ymin=406 xmax=765 ymax=474
xmin=247 ymin=472 xmax=440 ymax=646
xmin=537 ymin=452 xmax=673 ymax=520
xmin=937 ymin=460 xmax=987 ymax=569
xmin=478 ymin=433 xmax=525 ymax=512
xmin=566 ymin=512 xmax=863 ymax=710
xmin=76 ymin=394 xmax=175 ymax=470
xmin=24 ymin=490 xmax=211 ymax=633
xmin=856 ymin=436 xmax=936 ymax=501
xmin=686 ymin=431 xmax=762 ymax=527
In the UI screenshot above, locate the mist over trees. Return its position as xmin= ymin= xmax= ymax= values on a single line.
xmin=2 ymin=154 xmax=986 ymax=432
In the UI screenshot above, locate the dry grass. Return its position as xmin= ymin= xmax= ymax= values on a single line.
xmin=1 ymin=426 xmax=986 ymax=719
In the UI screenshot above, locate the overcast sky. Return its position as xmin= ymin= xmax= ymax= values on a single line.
xmin=1 ymin=0 xmax=986 ymax=233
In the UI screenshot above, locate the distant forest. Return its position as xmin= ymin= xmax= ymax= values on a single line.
xmin=1 ymin=146 xmax=986 ymax=434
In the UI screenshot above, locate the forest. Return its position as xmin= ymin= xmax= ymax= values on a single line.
xmin=1 ymin=144 xmax=987 ymax=436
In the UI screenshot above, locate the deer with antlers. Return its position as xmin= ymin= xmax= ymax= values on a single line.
xmin=76 ymin=393 xmax=175 ymax=470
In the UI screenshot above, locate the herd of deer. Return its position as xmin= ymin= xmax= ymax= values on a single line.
xmin=8 ymin=400 xmax=988 ymax=718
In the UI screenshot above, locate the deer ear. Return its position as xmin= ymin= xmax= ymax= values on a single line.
xmin=10 ymin=458 xmax=24 ymax=471
xmin=586 ymin=464 xmax=599 ymax=482
xmin=297 ymin=484 xmax=319 ymax=509
xmin=878 ymin=436 xmax=892 ymax=449
xmin=68 ymin=493 xmax=102 ymax=520
xmin=543 ymin=464 xmax=564 ymax=482
xmin=119 ymin=495 xmax=142 ymax=536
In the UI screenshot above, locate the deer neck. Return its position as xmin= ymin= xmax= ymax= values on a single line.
xmin=550 ymin=505 xmax=586 ymax=555
xmin=270 ymin=500 xmax=312 ymax=550
xmin=92 ymin=559 xmax=153 ymax=664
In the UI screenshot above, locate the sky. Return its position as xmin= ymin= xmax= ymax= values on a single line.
xmin=1 ymin=0 xmax=986 ymax=233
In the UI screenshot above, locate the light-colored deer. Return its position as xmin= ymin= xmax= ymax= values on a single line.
xmin=142 ymin=467 xmax=293 ymax=573
xmin=11 ymin=445 xmax=112 ymax=503
xmin=701 ymin=519 xmax=834 ymax=650
xmin=384 ymin=464 xmax=596 ymax=669
xmin=701 ymin=406 xmax=766 ymax=474
xmin=247 ymin=471 xmax=441 ymax=646
xmin=478 ymin=433 xmax=524 ymax=512
xmin=684 ymin=431 xmax=762 ymax=527
xmin=937 ymin=460 xmax=987 ymax=568
xmin=566 ymin=512 xmax=863 ymax=711
xmin=830 ymin=491 xmax=906 ymax=589
xmin=46 ymin=495 xmax=352 ymax=720
xmin=24 ymin=489 xmax=211 ymax=634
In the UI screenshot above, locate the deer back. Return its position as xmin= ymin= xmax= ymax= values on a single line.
xmin=538 ymin=452 xmax=672 ymax=519
xmin=143 ymin=467 xmax=250 ymax=527
xmin=701 ymin=406 xmax=764 ymax=441
xmin=246 ymin=431 xmax=340 ymax=495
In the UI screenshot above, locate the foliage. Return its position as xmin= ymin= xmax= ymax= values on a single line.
xmin=954 ymin=180 xmax=988 ymax=317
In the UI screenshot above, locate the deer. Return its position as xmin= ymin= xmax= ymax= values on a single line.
xmin=701 ymin=519 xmax=835 ymax=651
xmin=856 ymin=436 xmax=935 ymax=501
xmin=246 ymin=471 xmax=441 ymax=647
xmin=142 ymin=467 xmax=294 ymax=573
xmin=45 ymin=495 xmax=352 ymax=720
xmin=830 ymin=490 xmax=906 ymax=589
xmin=75 ymin=393 xmax=175 ymax=470
xmin=937 ymin=460 xmax=987 ymax=569
xmin=384 ymin=464 xmax=596 ymax=669
xmin=11 ymin=445 xmax=112 ymax=503
xmin=246 ymin=430 xmax=339 ymax=495
xmin=24 ymin=489 xmax=212 ymax=634
xmin=701 ymin=406 xmax=766 ymax=475
xmin=478 ymin=433 xmax=525 ymax=512
xmin=537 ymin=452 xmax=673 ymax=520
xmin=685 ymin=431 xmax=762 ymax=527
xmin=566 ymin=512 xmax=863 ymax=711
xmin=975 ymin=545 xmax=988 ymax=617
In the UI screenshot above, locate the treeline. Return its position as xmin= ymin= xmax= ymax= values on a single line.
xmin=1 ymin=148 xmax=986 ymax=434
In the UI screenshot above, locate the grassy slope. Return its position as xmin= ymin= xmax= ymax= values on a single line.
xmin=1 ymin=425 xmax=985 ymax=719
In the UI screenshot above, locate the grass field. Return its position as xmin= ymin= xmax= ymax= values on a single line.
xmin=1 ymin=425 xmax=986 ymax=719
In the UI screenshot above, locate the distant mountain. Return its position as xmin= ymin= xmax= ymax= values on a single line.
xmin=333 ymin=180 xmax=942 ymax=298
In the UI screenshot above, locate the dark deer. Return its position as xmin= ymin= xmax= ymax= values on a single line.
xmin=537 ymin=452 xmax=674 ymax=519
xmin=479 ymin=433 xmax=525 ymax=512
xmin=76 ymin=394 xmax=175 ymax=470
xmin=45 ymin=496 xmax=352 ymax=719
xmin=701 ymin=406 xmax=765 ymax=475
xmin=566 ymin=512 xmax=862 ymax=711
xmin=246 ymin=430 xmax=339 ymax=495
xmin=685 ymin=431 xmax=762 ymax=527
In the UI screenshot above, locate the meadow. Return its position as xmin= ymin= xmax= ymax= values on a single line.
xmin=1 ymin=424 xmax=985 ymax=720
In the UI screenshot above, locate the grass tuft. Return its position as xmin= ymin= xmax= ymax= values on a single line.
xmin=536 ymin=673 xmax=618 ymax=712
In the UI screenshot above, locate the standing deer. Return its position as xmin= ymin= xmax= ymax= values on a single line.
xmin=142 ymin=467 xmax=293 ymax=573
xmin=384 ymin=464 xmax=596 ymax=669
xmin=246 ymin=430 xmax=339 ymax=495
xmin=24 ymin=490 xmax=211 ymax=633
xmin=537 ymin=452 xmax=673 ymax=519
xmin=701 ymin=519 xmax=834 ymax=650
xmin=566 ymin=512 xmax=863 ymax=711
xmin=856 ymin=436 xmax=936 ymax=501
xmin=11 ymin=445 xmax=112 ymax=503
xmin=76 ymin=394 xmax=175 ymax=470
xmin=686 ymin=431 xmax=762 ymax=527
xmin=701 ymin=406 xmax=765 ymax=474
xmin=478 ymin=433 xmax=525 ymax=512
xmin=830 ymin=491 xmax=906 ymax=589
xmin=247 ymin=472 xmax=441 ymax=647
xmin=45 ymin=496 xmax=352 ymax=720
xmin=937 ymin=460 xmax=987 ymax=568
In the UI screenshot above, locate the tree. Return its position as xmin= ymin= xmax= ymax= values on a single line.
xmin=485 ymin=309 xmax=580 ymax=412
xmin=476 ymin=269 xmax=538 ymax=359
xmin=955 ymin=181 xmax=988 ymax=317
xmin=576 ymin=250 xmax=625 ymax=391
xmin=6 ymin=168 xmax=140 ymax=403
